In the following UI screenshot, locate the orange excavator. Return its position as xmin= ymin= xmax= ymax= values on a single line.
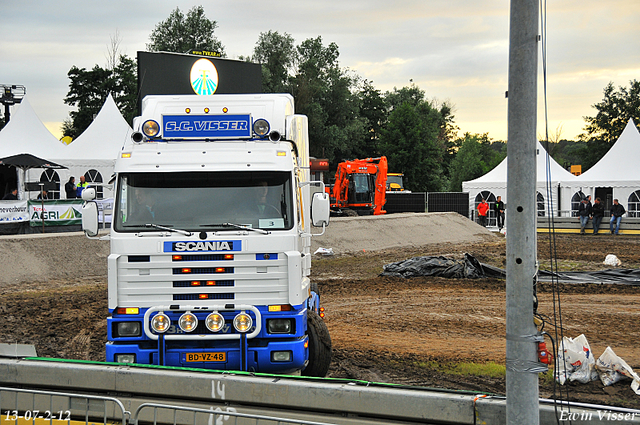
xmin=330 ymin=156 xmax=387 ymax=215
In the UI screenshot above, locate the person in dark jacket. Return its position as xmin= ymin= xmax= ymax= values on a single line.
xmin=610 ymin=199 xmax=626 ymax=235
xmin=1 ymin=188 xmax=18 ymax=200
xmin=591 ymin=197 xmax=604 ymax=235
xmin=65 ymin=176 xmax=76 ymax=199
xmin=578 ymin=195 xmax=592 ymax=234
xmin=494 ymin=196 xmax=505 ymax=231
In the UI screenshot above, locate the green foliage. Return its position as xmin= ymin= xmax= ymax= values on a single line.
xmin=579 ymin=80 xmax=640 ymax=170
xmin=252 ymin=31 xmax=296 ymax=94
xmin=376 ymin=86 xmax=457 ymax=192
xmin=379 ymin=100 xmax=445 ymax=192
xmin=289 ymin=36 xmax=366 ymax=163
xmin=448 ymin=133 xmax=505 ymax=192
xmin=146 ymin=6 xmax=225 ymax=56
xmin=539 ymin=139 xmax=586 ymax=171
xmin=354 ymin=80 xmax=386 ymax=158
xmin=111 ymin=55 xmax=138 ymax=125
xmin=63 ymin=55 xmax=137 ymax=139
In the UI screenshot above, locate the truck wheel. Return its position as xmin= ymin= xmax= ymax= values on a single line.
xmin=303 ymin=310 xmax=332 ymax=377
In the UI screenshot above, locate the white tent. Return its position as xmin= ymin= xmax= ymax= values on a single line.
xmin=0 ymin=97 xmax=68 ymax=198
xmin=0 ymin=97 xmax=67 ymax=159
xmin=574 ymin=119 xmax=640 ymax=216
xmin=0 ymin=94 xmax=132 ymax=199
xmin=31 ymin=94 xmax=132 ymax=199
xmin=462 ymin=141 xmax=578 ymax=219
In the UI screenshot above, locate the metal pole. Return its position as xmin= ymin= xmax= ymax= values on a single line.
xmin=40 ymin=183 xmax=45 ymax=234
xmin=506 ymin=0 xmax=539 ymax=423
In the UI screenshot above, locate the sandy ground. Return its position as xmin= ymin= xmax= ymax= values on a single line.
xmin=311 ymin=212 xmax=496 ymax=254
xmin=2 ymin=215 xmax=640 ymax=409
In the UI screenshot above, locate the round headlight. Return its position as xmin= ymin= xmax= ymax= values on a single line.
xmin=142 ymin=120 xmax=160 ymax=138
xmin=151 ymin=313 xmax=170 ymax=333
xmin=233 ymin=312 xmax=253 ymax=333
xmin=205 ymin=312 xmax=225 ymax=332
xmin=253 ymin=119 xmax=270 ymax=137
xmin=179 ymin=312 xmax=198 ymax=332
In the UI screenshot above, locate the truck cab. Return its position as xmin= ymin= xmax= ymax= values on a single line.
xmin=82 ymin=94 xmax=331 ymax=376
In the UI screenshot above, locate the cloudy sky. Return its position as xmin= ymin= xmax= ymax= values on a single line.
xmin=1 ymin=1 xmax=638 ymax=142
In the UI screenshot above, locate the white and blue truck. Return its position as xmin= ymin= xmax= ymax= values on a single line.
xmin=81 ymin=93 xmax=332 ymax=376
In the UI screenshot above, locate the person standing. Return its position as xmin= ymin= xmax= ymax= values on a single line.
xmin=1 ymin=188 xmax=18 ymax=200
xmin=610 ymin=199 xmax=626 ymax=235
xmin=591 ymin=197 xmax=604 ymax=235
xmin=76 ymin=175 xmax=89 ymax=198
xmin=494 ymin=196 xmax=505 ymax=231
xmin=578 ymin=195 xmax=592 ymax=234
xmin=477 ymin=198 xmax=489 ymax=227
xmin=65 ymin=176 xmax=76 ymax=199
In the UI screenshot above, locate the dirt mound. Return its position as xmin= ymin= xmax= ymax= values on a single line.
xmin=0 ymin=232 xmax=109 ymax=285
xmin=312 ymin=212 xmax=495 ymax=254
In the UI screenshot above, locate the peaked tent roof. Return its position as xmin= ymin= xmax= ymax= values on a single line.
xmin=576 ymin=119 xmax=640 ymax=186
xmin=0 ymin=96 xmax=67 ymax=160
xmin=462 ymin=141 xmax=577 ymax=191
xmin=64 ymin=93 xmax=132 ymax=162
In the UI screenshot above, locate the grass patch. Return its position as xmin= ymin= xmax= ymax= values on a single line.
xmin=414 ymin=360 xmax=506 ymax=378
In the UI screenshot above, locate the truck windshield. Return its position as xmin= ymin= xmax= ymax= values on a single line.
xmin=114 ymin=171 xmax=294 ymax=232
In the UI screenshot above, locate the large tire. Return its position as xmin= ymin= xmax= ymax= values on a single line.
xmin=302 ymin=310 xmax=332 ymax=377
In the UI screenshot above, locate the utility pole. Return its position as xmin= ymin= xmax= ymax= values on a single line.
xmin=506 ymin=0 xmax=541 ymax=423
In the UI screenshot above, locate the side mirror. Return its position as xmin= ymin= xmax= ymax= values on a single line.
xmin=82 ymin=187 xmax=96 ymax=201
xmin=82 ymin=201 xmax=99 ymax=237
xmin=311 ymin=192 xmax=330 ymax=227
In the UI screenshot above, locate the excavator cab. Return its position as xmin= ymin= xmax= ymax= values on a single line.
xmin=348 ymin=173 xmax=374 ymax=205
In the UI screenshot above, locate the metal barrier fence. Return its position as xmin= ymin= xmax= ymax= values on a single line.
xmin=0 ymin=386 xmax=129 ymax=424
xmin=133 ymin=403 xmax=337 ymax=425
xmin=0 ymin=387 xmax=338 ymax=425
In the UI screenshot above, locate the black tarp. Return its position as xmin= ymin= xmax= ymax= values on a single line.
xmin=381 ymin=254 xmax=640 ymax=285
xmin=381 ymin=253 xmax=487 ymax=279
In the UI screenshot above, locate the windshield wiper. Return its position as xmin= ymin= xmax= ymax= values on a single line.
xmin=144 ymin=223 xmax=193 ymax=236
xmin=203 ymin=222 xmax=270 ymax=234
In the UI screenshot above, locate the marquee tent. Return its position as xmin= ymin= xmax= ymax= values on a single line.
xmin=32 ymin=94 xmax=133 ymax=199
xmin=462 ymin=141 xmax=578 ymax=220
xmin=0 ymin=97 xmax=68 ymax=198
xmin=0 ymin=94 xmax=132 ymax=199
xmin=574 ymin=119 xmax=640 ymax=217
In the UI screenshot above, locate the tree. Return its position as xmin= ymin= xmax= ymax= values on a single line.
xmin=378 ymin=85 xmax=455 ymax=191
xmin=252 ymin=31 xmax=296 ymax=93
xmin=379 ymin=101 xmax=445 ymax=192
xmin=448 ymin=133 xmax=504 ymax=192
xmin=63 ymin=65 xmax=113 ymax=139
xmin=63 ymin=55 xmax=137 ymax=139
xmin=289 ymin=36 xmax=365 ymax=163
xmin=147 ymin=6 xmax=225 ymax=56
xmin=348 ymin=80 xmax=386 ymax=159
xmin=111 ymin=55 xmax=138 ymax=125
xmin=579 ymin=80 xmax=640 ymax=170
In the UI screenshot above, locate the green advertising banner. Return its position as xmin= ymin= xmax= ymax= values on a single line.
xmin=28 ymin=200 xmax=83 ymax=226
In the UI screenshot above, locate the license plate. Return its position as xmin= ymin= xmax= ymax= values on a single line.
xmin=186 ymin=352 xmax=226 ymax=362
